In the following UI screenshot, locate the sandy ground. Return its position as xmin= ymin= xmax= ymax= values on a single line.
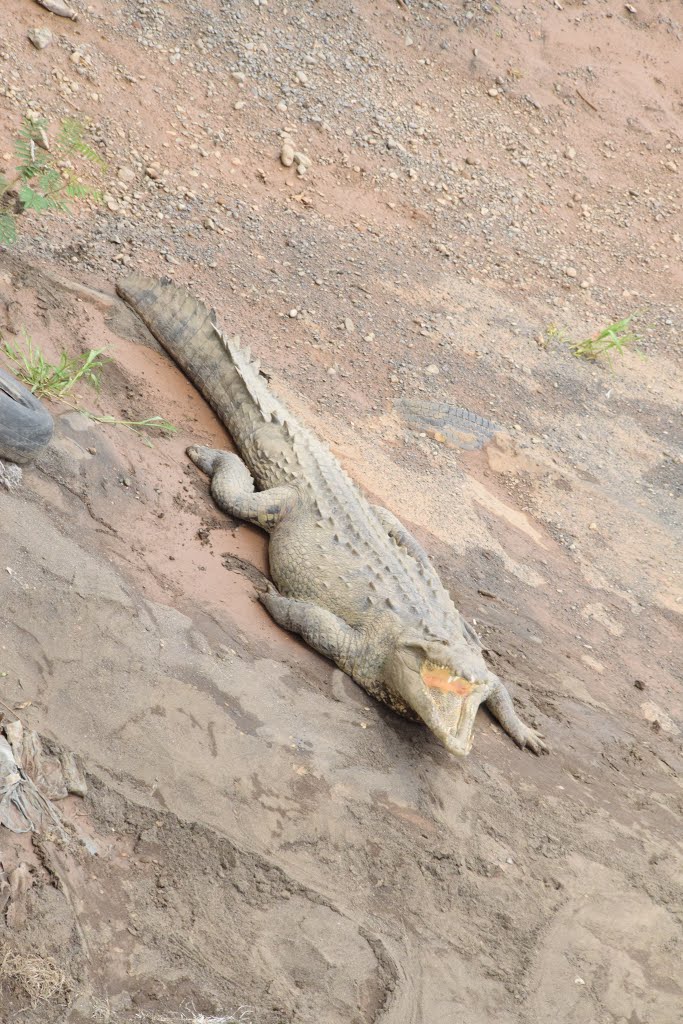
xmin=0 ymin=0 xmax=682 ymax=1021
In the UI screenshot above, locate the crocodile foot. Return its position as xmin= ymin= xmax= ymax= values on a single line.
xmin=187 ymin=444 xmax=224 ymax=475
xmin=511 ymin=723 xmax=548 ymax=756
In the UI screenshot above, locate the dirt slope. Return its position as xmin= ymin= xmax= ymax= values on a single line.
xmin=0 ymin=1 xmax=682 ymax=1022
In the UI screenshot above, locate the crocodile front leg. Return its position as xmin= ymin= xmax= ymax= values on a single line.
xmin=188 ymin=445 xmax=296 ymax=531
xmin=259 ymin=587 xmax=363 ymax=675
xmin=485 ymin=676 xmax=548 ymax=755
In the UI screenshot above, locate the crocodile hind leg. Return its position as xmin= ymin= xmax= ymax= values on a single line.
xmin=259 ymin=587 xmax=362 ymax=675
xmin=188 ymin=445 xmax=296 ymax=531
xmin=485 ymin=677 xmax=548 ymax=755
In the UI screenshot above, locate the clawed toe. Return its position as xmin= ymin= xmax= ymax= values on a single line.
xmin=187 ymin=444 xmax=221 ymax=475
xmin=522 ymin=728 xmax=549 ymax=756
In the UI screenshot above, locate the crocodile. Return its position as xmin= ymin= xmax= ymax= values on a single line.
xmin=118 ymin=275 xmax=547 ymax=758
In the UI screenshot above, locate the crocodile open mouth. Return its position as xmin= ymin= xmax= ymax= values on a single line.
xmin=418 ymin=661 xmax=488 ymax=755
xmin=420 ymin=662 xmax=476 ymax=697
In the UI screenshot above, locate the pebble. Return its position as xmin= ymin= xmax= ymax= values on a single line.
xmin=664 ymin=160 xmax=678 ymax=173
xmin=295 ymin=69 xmax=308 ymax=85
xmin=344 ymin=317 xmax=355 ymax=333
xmin=280 ymin=142 xmax=295 ymax=167
xmin=234 ymin=100 xmax=245 ymax=111
xmin=145 ymin=165 xmax=160 ymax=180
xmin=117 ymin=167 xmax=135 ymax=183
xmin=27 ymin=27 xmax=53 ymax=49
xmin=487 ymin=87 xmax=499 ymax=97
xmin=288 ymin=308 xmax=298 ymax=318
xmin=425 ymin=364 xmax=440 ymax=375
xmin=565 ymin=267 xmax=577 ymax=278
xmin=564 ymin=147 xmax=576 ymax=160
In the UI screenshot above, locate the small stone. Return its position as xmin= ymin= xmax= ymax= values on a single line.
xmin=487 ymin=87 xmax=499 ymax=97
xmin=231 ymin=71 xmax=246 ymax=84
xmin=293 ymin=151 xmax=312 ymax=169
xmin=465 ymin=155 xmax=479 ymax=166
xmin=280 ymin=142 xmax=295 ymax=167
xmin=624 ymin=3 xmax=636 ymax=12
xmin=640 ymin=701 xmax=680 ymax=735
xmin=234 ymin=100 xmax=245 ymax=111
xmin=664 ymin=160 xmax=678 ymax=173
xmin=117 ymin=167 xmax=135 ymax=183
xmin=564 ymin=147 xmax=576 ymax=160
xmin=425 ymin=364 xmax=440 ymax=375
xmin=288 ymin=308 xmax=298 ymax=318
xmin=145 ymin=165 xmax=160 ymax=180
xmin=565 ymin=267 xmax=577 ymax=278
xmin=344 ymin=317 xmax=355 ymax=333
xmin=634 ymin=679 xmax=646 ymax=690
xmin=295 ymin=69 xmax=308 ymax=85
xmin=27 ymin=27 xmax=52 ymax=49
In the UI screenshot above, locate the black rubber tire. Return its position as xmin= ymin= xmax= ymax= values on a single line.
xmin=0 ymin=367 xmax=54 ymax=464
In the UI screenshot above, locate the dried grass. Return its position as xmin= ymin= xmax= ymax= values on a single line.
xmin=133 ymin=1011 xmax=254 ymax=1024
xmin=89 ymin=1001 xmax=255 ymax=1024
xmin=0 ymin=942 xmax=71 ymax=1008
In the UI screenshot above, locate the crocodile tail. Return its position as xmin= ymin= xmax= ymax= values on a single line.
xmin=116 ymin=275 xmax=281 ymax=449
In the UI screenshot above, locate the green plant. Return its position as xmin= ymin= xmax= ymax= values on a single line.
xmin=2 ymin=333 xmax=176 ymax=441
xmin=568 ymin=314 xmax=642 ymax=362
xmin=86 ymin=412 xmax=177 ymax=438
xmin=3 ymin=333 xmax=107 ymax=399
xmin=0 ymin=116 xmax=104 ymax=245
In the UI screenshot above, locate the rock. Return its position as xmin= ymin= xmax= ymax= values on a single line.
xmin=145 ymin=165 xmax=160 ymax=180
xmin=664 ymin=160 xmax=678 ymax=173
xmin=565 ymin=267 xmax=577 ymax=278
xmin=344 ymin=317 xmax=355 ymax=333
xmin=564 ymin=147 xmax=576 ymax=160
xmin=288 ymin=308 xmax=298 ymax=318
xmin=465 ymin=155 xmax=479 ymax=166
xmin=487 ymin=87 xmax=499 ymax=97
xmin=280 ymin=142 xmax=295 ymax=167
xmin=34 ymin=0 xmax=77 ymax=19
xmin=295 ymin=69 xmax=308 ymax=85
xmin=27 ymin=27 xmax=53 ymax=49
xmin=640 ymin=701 xmax=680 ymax=735
xmin=117 ymin=167 xmax=135 ymax=183
xmin=293 ymin=151 xmax=312 ymax=169
xmin=425 ymin=364 xmax=440 ymax=375
xmin=234 ymin=100 xmax=245 ymax=111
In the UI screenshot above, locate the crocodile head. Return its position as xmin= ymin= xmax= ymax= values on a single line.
xmin=384 ymin=634 xmax=495 ymax=757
